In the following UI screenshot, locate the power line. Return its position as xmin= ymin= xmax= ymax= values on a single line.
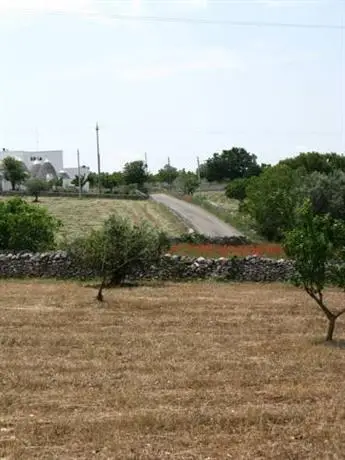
xmin=37 ymin=10 xmax=345 ymax=30
xmin=90 ymin=13 xmax=345 ymax=30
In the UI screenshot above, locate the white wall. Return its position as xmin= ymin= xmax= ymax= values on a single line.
xmin=2 ymin=150 xmax=64 ymax=172
xmin=63 ymin=166 xmax=90 ymax=192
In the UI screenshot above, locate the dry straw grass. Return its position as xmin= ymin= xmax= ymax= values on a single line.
xmin=1 ymin=281 xmax=345 ymax=459
xmin=0 ymin=197 xmax=186 ymax=240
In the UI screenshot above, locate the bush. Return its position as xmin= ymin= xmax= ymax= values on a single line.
xmin=244 ymin=164 xmax=304 ymax=241
xmin=68 ymin=215 xmax=170 ymax=300
xmin=225 ymin=178 xmax=251 ymax=201
xmin=0 ymin=197 xmax=62 ymax=251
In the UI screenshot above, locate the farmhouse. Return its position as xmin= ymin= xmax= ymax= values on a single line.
xmin=0 ymin=149 xmax=90 ymax=191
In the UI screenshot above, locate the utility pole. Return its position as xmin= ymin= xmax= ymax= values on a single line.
xmin=77 ymin=149 xmax=82 ymax=199
xmin=167 ymin=156 xmax=172 ymax=190
xmin=96 ymin=122 xmax=101 ymax=195
xmin=144 ymin=152 xmax=148 ymax=172
xmin=197 ymin=156 xmax=201 ymax=183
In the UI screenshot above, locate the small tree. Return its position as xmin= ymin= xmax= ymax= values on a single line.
xmin=3 ymin=157 xmax=27 ymax=190
xmin=175 ymin=170 xmax=199 ymax=195
xmin=284 ymin=199 xmax=345 ymax=341
xmin=157 ymin=164 xmax=179 ymax=186
xmin=0 ymin=197 xmax=62 ymax=251
xmin=100 ymin=172 xmax=123 ymax=192
xmin=123 ymin=161 xmax=148 ymax=189
xmin=26 ymin=178 xmax=49 ymax=202
xmin=68 ymin=215 xmax=170 ymax=301
xmin=71 ymin=174 xmax=89 ymax=191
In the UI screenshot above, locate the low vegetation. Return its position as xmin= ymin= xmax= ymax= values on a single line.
xmin=0 ymin=197 xmax=61 ymax=251
xmin=1 ymin=281 xmax=345 ymax=458
xmin=170 ymin=242 xmax=284 ymax=258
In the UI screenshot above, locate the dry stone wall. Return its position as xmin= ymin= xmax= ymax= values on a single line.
xmin=0 ymin=251 xmax=295 ymax=282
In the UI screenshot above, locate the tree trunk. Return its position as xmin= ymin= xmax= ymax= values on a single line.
xmin=34 ymin=194 xmax=38 ymax=203
xmin=326 ymin=316 xmax=336 ymax=341
xmin=109 ymin=273 xmax=124 ymax=287
xmin=96 ymin=277 xmax=106 ymax=302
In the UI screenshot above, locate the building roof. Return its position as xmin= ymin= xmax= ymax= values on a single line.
xmin=30 ymin=160 xmax=42 ymax=177
xmin=36 ymin=160 xmax=58 ymax=180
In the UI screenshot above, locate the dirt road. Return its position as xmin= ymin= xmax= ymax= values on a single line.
xmin=151 ymin=193 xmax=242 ymax=237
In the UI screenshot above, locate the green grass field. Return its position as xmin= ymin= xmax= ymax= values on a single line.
xmin=1 ymin=197 xmax=187 ymax=241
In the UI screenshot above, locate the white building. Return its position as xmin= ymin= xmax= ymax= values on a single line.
xmin=0 ymin=149 xmax=90 ymax=192
xmin=60 ymin=166 xmax=90 ymax=191
xmin=1 ymin=149 xmax=64 ymax=172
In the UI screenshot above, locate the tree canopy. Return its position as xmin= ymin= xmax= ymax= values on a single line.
xmin=2 ymin=157 xmax=27 ymax=190
xmin=123 ymin=161 xmax=148 ymax=189
xmin=200 ymin=147 xmax=262 ymax=182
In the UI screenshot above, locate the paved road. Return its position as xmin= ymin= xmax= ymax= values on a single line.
xmin=151 ymin=193 xmax=242 ymax=237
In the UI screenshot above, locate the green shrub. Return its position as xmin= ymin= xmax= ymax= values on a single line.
xmin=0 ymin=197 xmax=62 ymax=251
xmin=68 ymin=214 xmax=170 ymax=300
xmin=25 ymin=178 xmax=49 ymax=202
xmin=225 ymin=178 xmax=251 ymax=201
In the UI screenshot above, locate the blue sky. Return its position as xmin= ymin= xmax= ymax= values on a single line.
xmin=0 ymin=0 xmax=344 ymax=172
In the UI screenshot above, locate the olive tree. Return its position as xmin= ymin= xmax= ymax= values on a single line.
xmin=3 ymin=157 xmax=27 ymax=190
xmin=284 ymin=200 xmax=345 ymax=341
xmin=68 ymin=214 xmax=170 ymax=301
xmin=26 ymin=178 xmax=49 ymax=202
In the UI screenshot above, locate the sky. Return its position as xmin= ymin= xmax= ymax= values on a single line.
xmin=0 ymin=0 xmax=344 ymax=172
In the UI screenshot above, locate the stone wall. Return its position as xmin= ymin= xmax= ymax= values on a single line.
xmin=0 ymin=252 xmax=295 ymax=282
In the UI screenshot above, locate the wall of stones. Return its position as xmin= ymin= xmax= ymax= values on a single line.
xmin=0 ymin=252 xmax=295 ymax=282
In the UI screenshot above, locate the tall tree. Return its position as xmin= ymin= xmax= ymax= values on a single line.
xmin=3 ymin=157 xmax=27 ymax=190
xmin=123 ymin=161 xmax=148 ymax=188
xmin=157 ymin=164 xmax=178 ymax=185
xmin=201 ymin=147 xmax=262 ymax=182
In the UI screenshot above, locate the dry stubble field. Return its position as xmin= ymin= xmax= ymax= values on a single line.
xmin=0 ymin=197 xmax=187 ymax=240
xmin=1 ymin=281 xmax=345 ymax=459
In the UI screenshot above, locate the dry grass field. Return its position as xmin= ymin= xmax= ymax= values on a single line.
xmin=1 ymin=281 xmax=345 ymax=459
xmin=1 ymin=197 xmax=187 ymax=240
